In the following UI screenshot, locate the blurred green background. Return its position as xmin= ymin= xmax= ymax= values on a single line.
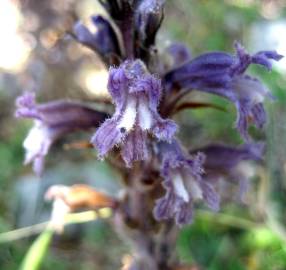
xmin=0 ymin=0 xmax=286 ymax=269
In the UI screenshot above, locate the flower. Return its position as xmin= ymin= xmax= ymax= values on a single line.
xmin=91 ymin=60 xmax=177 ymax=167
xmin=164 ymin=42 xmax=283 ymax=141
xmin=153 ymin=140 xmax=219 ymax=226
xmin=191 ymin=142 xmax=264 ymax=201
xmin=15 ymin=92 xmax=108 ymax=176
xmin=74 ymin=15 xmax=121 ymax=64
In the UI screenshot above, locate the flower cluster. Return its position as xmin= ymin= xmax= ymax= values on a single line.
xmin=16 ymin=0 xmax=283 ymax=228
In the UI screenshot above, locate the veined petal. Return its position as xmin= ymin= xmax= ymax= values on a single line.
xmin=37 ymin=100 xmax=108 ymax=129
xmin=175 ymin=201 xmax=193 ymax=226
xmin=73 ymin=22 xmax=94 ymax=47
xmin=16 ymin=92 xmax=108 ymax=175
xmin=235 ymin=101 xmax=251 ymax=141
xmin=74 ymin=15 xmax=121 ymax=61
xmin=154 ymin=140 xmax=215 ymax=225
xmin=153 ymin=188 xmax=177 ymax=220
xmin=94 ymin=60 xmax=176 ymax=165
xmin=108 ymin=66 xmax=128 ymax=107
xmin=200 ymin=181 xmax=220 ymax=211
xmin=191 ymin=142 xmax=264 ymax=170
xmin=190 ymin=143 xmax=264 ymax=203
xmin=231 ymin=41 xmax=283 ymax=75
xmin=91 ymin=118 xmax=124 ymax=158
xmin=121 ymin=128 xmax=148 ymax=167
xmin=164 ymin=51 xmax=234 ymax=91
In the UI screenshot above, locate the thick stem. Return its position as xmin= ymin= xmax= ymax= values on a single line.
xmin=114 ymin=164 xmax=179 ymax=270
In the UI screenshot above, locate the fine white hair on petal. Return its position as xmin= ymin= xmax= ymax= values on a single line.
xmin=118 ymin=98 xmax=137 ymax=132
xmin=173 ymin=173 xmax=189 ymax=202
xmin=138 ymin=101 xmax=153 ymax=130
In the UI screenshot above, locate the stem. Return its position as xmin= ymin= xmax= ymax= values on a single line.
xmin=0 ymin=209 xmax=112 ymax=243
xmin=115 ymin=164 xmax=179 ymax=270
xmin=161 ymin=88 xmax=191 ymax=117
xmin=119 ymin=2 xmax=134 ymax=59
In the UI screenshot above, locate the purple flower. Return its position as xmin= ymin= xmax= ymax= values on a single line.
xmin=191 ymin=142 xmax=264 ymax=201
xmin=164 ymin=42 xmax=283 ymax=140
xmin=153 ymin=140 xmax=219 ymax=226
xmin=91 ymin=60 xmax=177 ymax=167
xmin=15 ymin=92 xmax=108 ymax=176
xmin=74 ymin=15 xmax=121 ymax=63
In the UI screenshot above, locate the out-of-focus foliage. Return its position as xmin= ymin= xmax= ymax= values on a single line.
xmin=0 ymin=0 xmax=286 ymax=269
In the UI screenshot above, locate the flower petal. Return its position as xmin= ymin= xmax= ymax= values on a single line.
xmin=121 ymin=128 xmax=148 ymax=167
xmin=152 ymin=118 xmax=177 ymax=142
xmin=91 ymin=118 xmax=124 ymax=158
xmin=74 ymin=15 xmax=121 ymax=60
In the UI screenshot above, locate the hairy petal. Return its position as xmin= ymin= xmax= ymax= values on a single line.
xmin=153 ymin=187 xmax=177 ymax=221
xmin=107 ymin=66 xmax=128 ymax=108
xmin=164 ymin=43 xmax=282 ymax=140
xmin=200 ymin=181 xmax=220 ymax=211
xmin=152 ymin=118 xmax=177 ymax=142
xmin=175 ymin=201 xmax=193 ymax=226
xmin=154 ymin=140 xmax=217 ymax=226
xmin=191 ymin=142 xmax=264 ymax=170
xmin=91 ymin=118 xmax=124 ymax=158
xmin=121 ymin=128 xmax=148 ymax=167
xmin=190 ymin=142 xmax=264 ymax=203
xmin=93 ymin=60 xmax=176 ymax=166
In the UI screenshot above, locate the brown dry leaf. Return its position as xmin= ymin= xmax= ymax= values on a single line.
xmin=46 ymin=184 xmax=116 ymax=210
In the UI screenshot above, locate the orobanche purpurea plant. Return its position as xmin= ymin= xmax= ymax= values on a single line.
xmin=15 ymin=0 xmax=283 ymax=269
